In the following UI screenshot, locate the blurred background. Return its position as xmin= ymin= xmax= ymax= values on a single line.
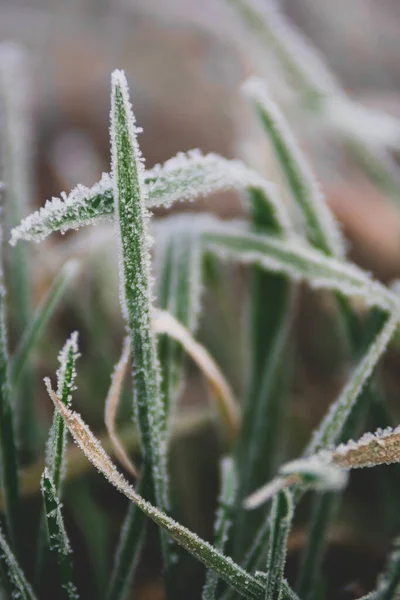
xmin=2 ymin=1 xmax=400 ymax=599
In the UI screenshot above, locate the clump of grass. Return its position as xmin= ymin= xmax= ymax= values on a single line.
xmin=2 ymin=20 xmax=400 ymax=600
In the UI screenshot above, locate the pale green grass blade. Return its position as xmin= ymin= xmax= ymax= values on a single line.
xmin=45 ymin=388 xmax=266 ymax=600
xmin=40 ymin=470 xmax=78 ymax=600
xmin=264 ymin=490 xmax=293 ymax=600
xmin=305 ymin=310 xmax=400 ymax=457
xmin=243 ymin=77 xmax=345 ymax=258
xmin=224 ymin=0 xmax=338 ymax=105
xmin=153 ymin=215 xmax=204 ymax=430
xmin=203 ymin=224 xmax=396 ymax=312
xmin=11 ymin=260 xmax=79 ymax=387
xmin=202 ymin=458 xmax=237 ymax=600
xmin=0 ymin=219 xmax=21 ymax=555
xmin=0 ymin=43 xmax=35 ymax=460
xmin=110 ymin=70 xmax=173 ymax=585
xmin=0 ymin=526 xmax=37 ymax=600
xmin=10 ymin=152 xmax=291 ymax=246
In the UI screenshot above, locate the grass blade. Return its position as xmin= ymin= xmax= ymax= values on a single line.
xmin=203 ymin=223 xmax=396 ymax=312
xmin=264 ymin=490 xmax=293 ymax=600
xmin=0 ymin=216 xmax=21 ymax=556
xmin=0 ymin=526 xmax=36 ymax=600
xmin=45 ymin=385 xmax=266 ymax=600
xmin=202 ymin=457 xmax=237 ymax=600
xmin=10 ymin=260 xmax=79 ymax=387
xmin=10 ymin=152 xmax=292 ymax=246
xmin=0 ymin=43 xmax=35 ymax=460
xmin=40 ymin=469 xmax=78 ymax=600
xmin=305 ymin=310 xmax=400 ymax=457
xmin=372 ymin=538 xmax=400 ymax=600
xmin=153 ymin=214 xmax=204 ymax=430
xmin=110 ymin=69 xmax=172 ymax=581
xmin=106 ymin=471 xmax=149 ymax=600
xmin=243 ymin=77 xmax=345 ymax=258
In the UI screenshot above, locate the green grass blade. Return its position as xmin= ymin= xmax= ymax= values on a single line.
xmin=154 ymin=215 xmax=204 ymax=430
xmin=202 ymin=457 xmax=237 ymax=600
xmin=46 ymin=389 xmax=266 ymax=600
xmin=0 ymin=525 xmax=37 ymax=600
xmin=203 ymin=224 xmax=396 ymax=312
xmin=110 ymin=69 xmax=172 ymax=579
xmin=35 ymin=332 xmax=80 ymax=587
xmin=305 ymin=310 xmax=400 ymax=457
xmin=46 ymin=332 xmax=80 ymax=492
xmin=106 ymin=469 xmax=149 ymax=600
xmin=11 ymin=260 xmax=79 ymax=387
xmin=40 ymin=469 xmax=78 ymax=600
xmin=243 ymin=77 xmax=344 ymax=258
xmin=0 ymin=227 xmax=21 ymax=555
xmin=264 ymin=490 xmax=293 ymax=600
xmin=0 ymin=43 xmax=35 ymax=460
xmin=10 ymin=152 xmax=291 ymax=246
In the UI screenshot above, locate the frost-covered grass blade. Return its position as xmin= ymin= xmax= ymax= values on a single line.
xmin=46 ymin=387 xmax=266 ymax=600
xmin=40 ymin=470 xmax=78 ymax=600
xmin=202 ymin=458 xmax=237 ymax=600
xmin=264 ymin=490 xmax=293 ymax=600
xmin=203 ymin=223 xmax=397 ymax=312
xmin=0 ymin=525 xmax=37 ymax=600
xmin=10 ymin=152 xmax=292 ymax=246
xmin=243 ymin=76 xmax=345 ymax=258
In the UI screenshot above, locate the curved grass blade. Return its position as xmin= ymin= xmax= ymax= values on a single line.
xmin=0 ymin=43 xmax=35 ymax=460
xmin=0 ymin=222 xmax=21 ymax=555
xmin=203 ymin=223 xmax=396 ymax=312
xmin=372 ymin=538 xmax=400 ymax=600
xmin=202 ymin=457 xmax=237 ymax=600
xmin=40 ymin=470 xmax=78 ymax=600
xmin=264 ymin=490 xmax=293 ymax=600
xmin=10 ymin=260 xmax=79 ymax=386
xmin=45 ymin=385 xmax=266 ymax=600
xmin=0 ymin=525 xmax=37 ymax=600
xmin=10 ymin=152 xmax=292 ymax=246
xmin=243 ymin=76 xmax=345 ymax=258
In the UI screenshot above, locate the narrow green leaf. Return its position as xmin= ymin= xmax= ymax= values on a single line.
xmin=0 ymin=220 xmax=21 ymax=555
xmin=46 ymin=332 xmax=80 ymax=492
xmin=264 ymin=490 xmax=293 ymax=600
xmin=243 ymin=77 xmax=345 ymax=258
xmin=153 ymin=214 xmax=204 ymax=430
xmin=0 ymin=43 xmax=35 ymax=460
xmin=106 ymin=470 xmax=149 ymax=600
xmin=11 ymin=260 xmax=79 ymax=386
xmin=0 ymin=525 xmax=37 ymax=600
xmin=305 ymin=310 xmax=400 ymax=457
xmin=40 ymin=469 xmax=78 ymax=600
xmin=10 ymin=152 xmax=291 ymax=246
xmin=47 ymin=388 xmax=266 ymax=600
xmin=203 ymin=457 xmax=237 ymax=600
xmin=203 ymin=224 xmax=396 ymax=312
xmin=110 ymin=69 xmax=172 ymax=580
